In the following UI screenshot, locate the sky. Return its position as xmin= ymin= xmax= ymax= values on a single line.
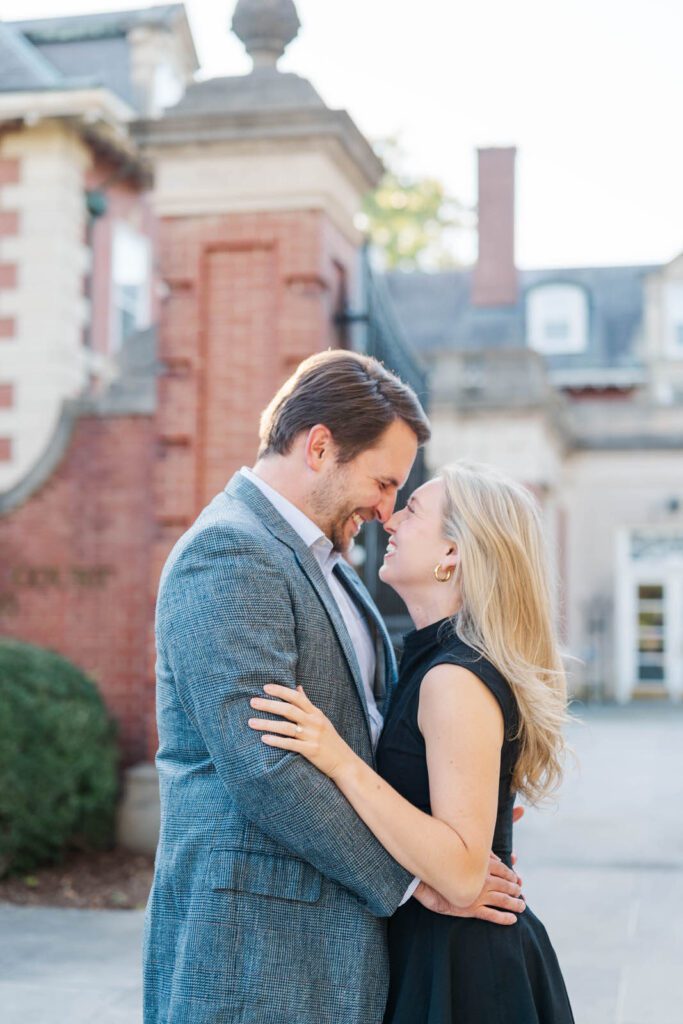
xmin=1 ymin=0 xmax=682 ymax=270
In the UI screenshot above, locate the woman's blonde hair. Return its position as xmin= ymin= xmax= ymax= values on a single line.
xmin=439 ymin=460 xmax=569 ymax=803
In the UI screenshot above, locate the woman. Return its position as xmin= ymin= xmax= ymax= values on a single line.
xmin=248 ymin=460 xmax=575 ymax=1023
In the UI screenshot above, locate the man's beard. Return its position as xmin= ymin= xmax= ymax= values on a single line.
xmin=309 ymin=473 xmax=358 ymax=554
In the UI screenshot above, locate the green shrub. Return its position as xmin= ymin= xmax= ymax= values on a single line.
xmin=0 ymin=638 xmax=118 ymax=876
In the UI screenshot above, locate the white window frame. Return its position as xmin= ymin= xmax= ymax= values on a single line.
xmin=110 ymin=222 xmax=152 ymax=354
xmin=153 ymin=63 xmax=184 ymax=112
xmin=526 ymin=283 xmax=589 ymax=355
xmin=615 ymin=528 xmax=683 ymax=702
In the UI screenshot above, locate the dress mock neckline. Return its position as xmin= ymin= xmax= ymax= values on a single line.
xmin=402 ymin=616 xmax=452 ymax=650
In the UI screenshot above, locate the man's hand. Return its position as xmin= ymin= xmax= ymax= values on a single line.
xmin=413 ymin=854 xmax=524 ymax=924
xmin=413 ymin=805 xmax=527 ymax=925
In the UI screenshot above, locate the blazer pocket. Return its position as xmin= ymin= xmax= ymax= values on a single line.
xmin=208 ymin=848 xmax=322 ymax=904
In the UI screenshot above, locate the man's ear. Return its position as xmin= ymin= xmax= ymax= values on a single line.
xmin=304 ymin=424 xmax=333 ymax=471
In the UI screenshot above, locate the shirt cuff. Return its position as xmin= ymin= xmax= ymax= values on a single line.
xmin=399 ymin=876 xmax=421 ymax=906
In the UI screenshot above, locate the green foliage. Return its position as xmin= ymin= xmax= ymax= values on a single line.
xmin=362 ymin=138 xmax=468 ymax=271
xmin=0 ymin=638 xmax=118 ymax=877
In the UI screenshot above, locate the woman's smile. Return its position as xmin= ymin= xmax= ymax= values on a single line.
xmin=384 ymin=538 xmax=398 ymax=558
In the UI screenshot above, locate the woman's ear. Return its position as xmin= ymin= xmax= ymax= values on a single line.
xmin=441 ymin=544 xmax=459 ymax=573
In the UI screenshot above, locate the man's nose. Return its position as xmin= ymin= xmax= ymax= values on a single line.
xmin=374 ymin=493 xmax=396 ymax=525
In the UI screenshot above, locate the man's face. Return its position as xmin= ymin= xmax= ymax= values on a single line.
xmin=310 ymin=418 xmax=419 ymax=554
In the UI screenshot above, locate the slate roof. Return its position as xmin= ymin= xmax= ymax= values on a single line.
xmin=385 ymin=263 xmax=659 ymax=381
xmin=9 ymin=5 xmax=185 ymax=41
xmin=0 ymin=22 xmax=62 ymax=92
xmin=2 ymin=4 xmax=192 ymax=110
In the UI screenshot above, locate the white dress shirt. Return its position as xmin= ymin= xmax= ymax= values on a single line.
xmin=241 ymin=467 xmax=383 ymax=745
xmin=240 ymin=466 xmax=420 ymax=905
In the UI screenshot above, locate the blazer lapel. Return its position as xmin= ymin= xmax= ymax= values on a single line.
xmin=224 ymin=473 xmax=375 ymax=745
xmin=333 ymin=561 xmax=398 ymax=715
xmin=294 ymin=553 xmax=375 ymax=743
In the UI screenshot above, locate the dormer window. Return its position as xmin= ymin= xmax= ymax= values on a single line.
xmin=153 ymin=64 xmax=184 ymax=113
xmin=526 ymin=283 xmax=589 ymax=354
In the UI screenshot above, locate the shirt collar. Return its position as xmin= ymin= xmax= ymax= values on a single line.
xmin=240 ymin=466 xmax=341 ymax=569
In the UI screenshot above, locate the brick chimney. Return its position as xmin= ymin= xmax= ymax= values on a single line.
xmin=472 ymin=147 xmax=517 ymax=307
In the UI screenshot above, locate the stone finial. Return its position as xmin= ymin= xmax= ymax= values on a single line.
xmin=231 ymin=0 xmax=301 ymax=71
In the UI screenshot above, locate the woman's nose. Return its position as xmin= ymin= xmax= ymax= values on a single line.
xmin=384 ymin=511 xmax=398 ymax=534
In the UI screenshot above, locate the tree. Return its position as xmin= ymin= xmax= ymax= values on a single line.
xmin=361 ymin=139 xmax=470 ymax=271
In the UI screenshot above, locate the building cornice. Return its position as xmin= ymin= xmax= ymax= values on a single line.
xmin=133 ymin=106 xmax=383 ymax=192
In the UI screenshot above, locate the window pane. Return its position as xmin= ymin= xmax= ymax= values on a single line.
xmin=638 ymin=664 xmax=665 ymax=682
xmin=636 ymin=583 xmax=666 ymax=686
xmin=111 ymin=223 xmax=151 ymax=352
xmin=545 ymin=321 xmax=570 ymax=340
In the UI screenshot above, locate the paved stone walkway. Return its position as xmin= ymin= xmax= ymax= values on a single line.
xmin=0 ymin=902 xmax=142 ymax=1023
xmin=515 ymin=702 xmax=683 ymax=1024
xmin=0 ymin=703 xmax=681 ymax=1023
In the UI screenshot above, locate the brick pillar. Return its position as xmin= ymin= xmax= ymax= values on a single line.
xmin=143 ymin=211 xmax=359 ymax=760
xmin=134 ymin=14 xmax=384 ymax=761
xmin=472 ymin=147 xmax=518 ymax=307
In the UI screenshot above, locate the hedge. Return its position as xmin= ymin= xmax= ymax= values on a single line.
xmin=0 ymin=638 xmax=118 ymax=876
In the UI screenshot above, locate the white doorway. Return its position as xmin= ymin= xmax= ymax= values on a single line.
xmin=615 ymin=530 xmax=683 ymax=702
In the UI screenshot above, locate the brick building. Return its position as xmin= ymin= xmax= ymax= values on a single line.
xmin=0 ymin=0 xmax=391 ymax=835
xmin=1 ymin=3 xmax=681 ymax=853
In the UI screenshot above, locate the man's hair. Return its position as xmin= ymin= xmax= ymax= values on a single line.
xmin=258 ymin=350 xmax=430 ymax=463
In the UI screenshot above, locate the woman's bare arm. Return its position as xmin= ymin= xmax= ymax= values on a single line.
xmin=248 ymin=665 xmax=505 ymax=909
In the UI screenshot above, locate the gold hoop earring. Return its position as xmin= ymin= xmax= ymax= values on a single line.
xmin=433 ymin=564 xmax=452 ymax=583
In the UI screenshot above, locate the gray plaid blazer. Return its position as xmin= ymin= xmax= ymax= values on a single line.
xmin=143 ymin=473 xmax=412 ymax=1024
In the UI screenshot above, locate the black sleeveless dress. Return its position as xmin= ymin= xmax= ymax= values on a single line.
xmin=376 ymin=618 xmax=575 ymax=1024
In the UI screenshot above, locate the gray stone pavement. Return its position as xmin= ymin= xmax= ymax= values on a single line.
xmin=0 ymin=902 xmax=143 ymax=1023
xmin=515 ymin=702 xmax=683 ymax=1024
xmin=0 ymin=703 xmax=681 ymax=1023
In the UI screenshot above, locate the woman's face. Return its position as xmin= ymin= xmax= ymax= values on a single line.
xmin=379 ymin=477 xmax=456 ymax=592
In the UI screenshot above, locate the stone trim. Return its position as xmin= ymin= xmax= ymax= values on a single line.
xmin=134 ymin=107 xmax=383 ymax=191
xmin=0 ymin=400 xmax=77 ymax=514
xmin=0 ymin=322 xmax=158 ymax=513
xmin=0 ymin=396 xmax=152 ymax=515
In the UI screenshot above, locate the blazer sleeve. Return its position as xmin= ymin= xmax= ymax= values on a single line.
xmin=156 ymin=522 xmax=412 ymax=918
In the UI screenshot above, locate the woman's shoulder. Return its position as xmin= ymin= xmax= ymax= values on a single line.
xmin=425 ymin=628 xmax=518 ymax=731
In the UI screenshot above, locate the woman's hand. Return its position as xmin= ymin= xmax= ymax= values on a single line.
xmin=248 ymin=684 xmax=355 ymax=780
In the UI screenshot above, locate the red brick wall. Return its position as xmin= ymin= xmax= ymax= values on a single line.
xmin=0 ymin=415 xmax=156 ymax=766
xmin=0 ymin=202 xmax=358 ymax=766
xmin=153 ymin=212 xmax=355 ymax=516
xmin=145 ymin=207 xmax=357 ymax=759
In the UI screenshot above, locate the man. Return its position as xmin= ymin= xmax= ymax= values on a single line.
xmin=144 ymin=350 xmax=524 ymax=1024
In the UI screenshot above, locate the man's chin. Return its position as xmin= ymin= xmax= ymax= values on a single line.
xmin=331 ymin=518 xmax=358 ymax=555
xmin=331 ymin=534 xmax=353 ymax=557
